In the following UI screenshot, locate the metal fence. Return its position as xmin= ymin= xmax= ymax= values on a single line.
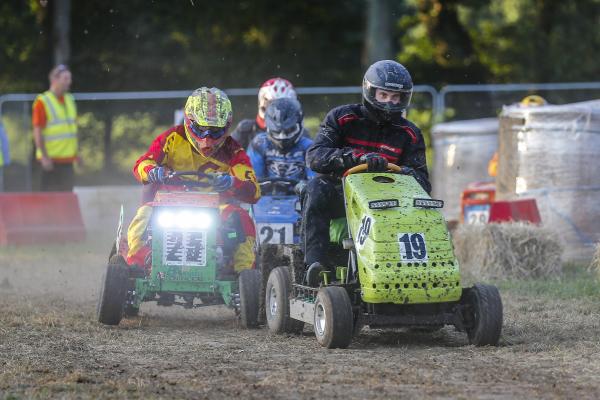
xmin=0 ymin=86 xmax=436 ymax=190
xmin=1 ymin=82 xmax=599 ymax=191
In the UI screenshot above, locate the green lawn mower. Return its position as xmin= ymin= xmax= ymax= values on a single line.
xmin=97 ymin=171 xmax=261 ymax=328
xmin=265 ymin=163 xmax=503 ymax=348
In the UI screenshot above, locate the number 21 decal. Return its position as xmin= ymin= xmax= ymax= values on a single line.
xmin=398 ymin=233 xmax=428 ymax=261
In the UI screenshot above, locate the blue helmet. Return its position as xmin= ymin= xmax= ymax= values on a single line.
xmin=362 ymin=60 xmax=413 ymax=122
xmin=265 ymin=97 xmax=304 ymax=151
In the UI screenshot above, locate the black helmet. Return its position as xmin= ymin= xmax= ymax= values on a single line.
xmin=362 ymin=60 xmax=413 ymax=123
xmin=265 ymin=97 xmax=304 ymax=151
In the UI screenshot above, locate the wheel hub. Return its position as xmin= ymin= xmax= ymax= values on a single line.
xmin=315 ymin=303 xmax=326 ymax=336
xmin=269 ymin=286 xmax=278 ymax=317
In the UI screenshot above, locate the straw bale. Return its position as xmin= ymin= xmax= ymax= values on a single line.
xmin=453 ymin=223 xmax=563 ymax=280
xmin=591 ymin=242 xmax=600 ymax=277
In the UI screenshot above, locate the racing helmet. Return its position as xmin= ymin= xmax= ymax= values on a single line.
xmin=265 ymin=97 xmax=304 ymax=151
xmin=184 ymin=87 xmax=233 ymax=154
xmin=520 ymin=95 xmax=547 ymax=107
xmin=258 ymin=78 xmax=297 ymax=123
xmin=362 ymin=60 xmax=413 ymax=123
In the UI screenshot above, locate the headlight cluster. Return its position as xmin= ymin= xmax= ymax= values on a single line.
xmin=157 ymin=210 xmax=213 ymax=229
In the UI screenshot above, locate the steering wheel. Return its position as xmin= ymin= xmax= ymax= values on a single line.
xmin=343 ymin=163 xmax=403 ymax=177
xmin=258 ymin=177 xmax=299 ymax=195
xmin=163 ymin=170 xmax=213 ymax=187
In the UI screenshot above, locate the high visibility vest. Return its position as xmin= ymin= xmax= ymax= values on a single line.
xmin=35 ymin=91 xmax=78 ymax=160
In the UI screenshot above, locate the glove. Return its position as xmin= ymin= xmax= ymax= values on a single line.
xmin=359 ymin=153 xmax=388 ymax=172
xmin=147 ymin=166 xmax=168 ymax=183
xmin=333 ymin=149 xmax=360 ymax=171
xmin=294 ymin=180 xmax=307 ymax=197
xmin=212 ymin=173 xmax=234 ymax=192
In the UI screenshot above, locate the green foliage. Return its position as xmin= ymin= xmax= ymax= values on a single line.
xmin=398 ymin=0 xmax=600 ymax=84
xmin=77 ymin=112 xmax=105 ymax=173
xmin=110 ymin=113 xmax=168 ymax=174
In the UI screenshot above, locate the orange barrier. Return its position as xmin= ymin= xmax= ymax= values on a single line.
xmin=0 ymin=192 xmax=86 ymax=245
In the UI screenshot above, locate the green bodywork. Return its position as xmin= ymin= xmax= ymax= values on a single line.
xmin=132 ymin=206 xmax=238 ymax=307
xmin=343 ymin=172 xmax=461 ymax=305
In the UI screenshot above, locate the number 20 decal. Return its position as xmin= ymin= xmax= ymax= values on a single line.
xmin=398 ymin=233 xmax=428 ymax=261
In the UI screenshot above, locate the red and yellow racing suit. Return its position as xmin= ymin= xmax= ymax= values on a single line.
xmin=127 ymin=125 xmax=260 ymax=272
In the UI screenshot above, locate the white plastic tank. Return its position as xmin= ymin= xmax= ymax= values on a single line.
xmin=431 ymin=118 xmax=498 ymax=221
xmin=497 ymin=100 xmax=600 ymax=262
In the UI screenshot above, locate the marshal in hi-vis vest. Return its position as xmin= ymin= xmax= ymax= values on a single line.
xmin=35 ymin=91 xmax=78 ymax=161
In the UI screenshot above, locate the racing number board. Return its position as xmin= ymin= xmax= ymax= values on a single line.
xmin=257 ymin=223 xmax=294 ymax=245
xmin=163 ymin=230 xmax=208 ymax=267
xmin=398 ymin=232 xmax=428 ymax=262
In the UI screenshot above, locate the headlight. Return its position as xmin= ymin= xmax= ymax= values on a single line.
xmin=157 ymin=210 xmax=212 ymax=229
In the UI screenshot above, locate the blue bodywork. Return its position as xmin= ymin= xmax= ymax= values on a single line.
xmin=252 ymin=195 xmax=301 ymax=245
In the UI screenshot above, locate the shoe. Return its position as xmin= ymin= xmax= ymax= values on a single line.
xmin=306 ymin=262 xmax=324 ymax=287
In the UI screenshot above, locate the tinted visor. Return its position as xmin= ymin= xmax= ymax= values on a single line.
xmin=185 ymin=116 xmax=227 ymax=139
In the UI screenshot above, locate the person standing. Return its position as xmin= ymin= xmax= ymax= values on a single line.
xmin=0 ymin=121 xmax=9 ymax=191
xmin=32 ymin=64 xmax=79 ymax=191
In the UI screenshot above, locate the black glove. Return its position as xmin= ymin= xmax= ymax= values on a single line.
xmin=359 ymin=153 xmax=388 ymax=172
xmin=332 ymin=149 xmax=360 ymax=171
xmin=294 ymin=180 xmax=307 ymax=197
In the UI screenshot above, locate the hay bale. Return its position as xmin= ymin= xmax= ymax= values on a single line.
xmin=453 ymin=223 xmax=563 ymax=280
xmin=591 ymin=242 xmax=600 ymax=277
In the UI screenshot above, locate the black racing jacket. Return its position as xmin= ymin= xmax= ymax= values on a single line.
xmin=231 ymin=118 xmax=262 ymax=150
xmin=306 ymin=103 xmax=431 ymax=194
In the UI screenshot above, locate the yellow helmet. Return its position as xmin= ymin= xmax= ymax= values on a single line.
xmin=520 ymin=95 xmax=547 ymax=107
xmin=184 ymin=87 xmax=233 ymax=154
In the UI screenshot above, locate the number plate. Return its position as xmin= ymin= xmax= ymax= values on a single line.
xmin=464 ymin=205 xmax=490 ymax=225
xmin=257 ymin=223 xmax=294 ymax=244
xmin=398 ymin=233 xmax=428 ymax=262
xmin=163 ymin=230 xmax=207 ymax=267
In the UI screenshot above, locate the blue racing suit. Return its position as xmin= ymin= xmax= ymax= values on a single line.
xmin=247 ymin=131 xmax=315 ymax=181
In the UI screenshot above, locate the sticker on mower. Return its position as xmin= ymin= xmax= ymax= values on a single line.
xmin=397 ymin=233 xmax=428 ymax=261
xmin=356 ymin=216 xmax=372 ymax=247
xmin=163 ymin=230 xmax=207 ymax=267
xmin=257 ymin=223 xmax=294 ymax=245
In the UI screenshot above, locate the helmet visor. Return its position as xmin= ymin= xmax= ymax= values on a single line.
xmin=267 ymin=123 xmax=302 ymax=140
xmin=185 ymin=115 xmax=227 ymax=140
xmin=363 ymin=80 xmax=413 ymax=113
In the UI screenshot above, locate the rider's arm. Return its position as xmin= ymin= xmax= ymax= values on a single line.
xmin=246 ymin=136 xmax=266 ymax=179
xmin=225 ymin=148 xmax=261 ymax=204
xmin=306 ymin=107 xmax=356 ymax=175
xmin=299 ymin=136 xmax=316 ymax=179
xmin=132 ymin=129 xmax=171 ymax=183
xmin=400 ymin=123 xmax=431 ymax=194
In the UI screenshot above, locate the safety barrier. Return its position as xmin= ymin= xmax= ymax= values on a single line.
xmin=0 ymin=192 xmax=86 ymax=245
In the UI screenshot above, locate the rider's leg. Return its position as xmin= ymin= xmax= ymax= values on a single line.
xmin=126 ymin=204 xmax=153 ymax=268
xmin=220 ymin=204 xmax=256 ymax=273
xmin=302 ymin=176 xmax=345 ymax=268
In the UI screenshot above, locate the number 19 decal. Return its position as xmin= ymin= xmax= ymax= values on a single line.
xmin=398 ymin=233 xmax=428 ymax=261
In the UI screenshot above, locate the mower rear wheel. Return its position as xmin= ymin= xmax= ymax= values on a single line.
xmin=239 ymin=269 xmax=261 ymax=328
xmin=265 ymin=266 xmax=304 ymax=334
xmin=97 ymin=256 xmax=128 ymax=325
xmin=464 ymin=284 xmax=503 ymax=346
xmin=314 ymin=286 xmax=353 ymax=349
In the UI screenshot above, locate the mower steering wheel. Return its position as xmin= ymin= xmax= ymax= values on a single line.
xmin=343 ymin=163 xmax=402 ymax=177
xmin=163 ymin=170 xmax=212 ymax=187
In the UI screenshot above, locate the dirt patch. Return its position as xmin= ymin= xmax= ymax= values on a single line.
xmin=1 ymin=241 xmax=600 ymax=399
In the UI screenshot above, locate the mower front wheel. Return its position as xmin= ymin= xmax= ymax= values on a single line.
xmin=265 ymin=266 xmax=304 ymax=334
xmin=239 ymin=269 xmax=261 ymax=328
xmin=97 ymin=256 xmax=128 ymax=325
xmin=463 ymin=284 xmax=503 ymax=346
xmin=314 ymin=286 xmax=353 ymax=349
